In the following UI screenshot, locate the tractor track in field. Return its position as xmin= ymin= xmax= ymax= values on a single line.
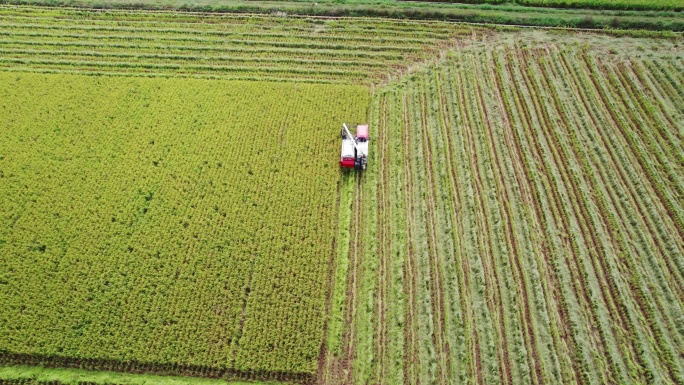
xmin=471 ymin=56 xmax=519 ymax=385
xmin=646 ymin=60 xmax=684 ymax=102
xmin=630 ymin=61 xmax=684 ymax=143
xmin=592 ymin=54 xmax=680 ymax=278
xmin=491 ymin=53 xmax=560 ymax=385
xmin=317 ymin=169 xmax=350 ymax=385
xmin=0 ymin=6 xmax=484 ymax=84
xmin=324 ymin=39 xmax=683 ymax=385
xmin=522 ymin=47 xmax=611 ymax=356
xmin=592 ymin=57 xmax=684 ymax=253
xmin=338 ymin=173 xmax=364 ymax=385
xmin=618 ymin=62 xmax=684 ymax=169
xmin=612 ymin=79 xmax=684 ymax=231
xmin=435 ymin=68 xmax=467 ymax=384
xmin=446 ymin=63 xmax=476 ymax=385
xmin=511 ymin=51 xmax=580 ymax=385
xmin=518 ymin=47 xmax=618 ymax=384
xmin=606 ymin=59 xmax=684 ymax=212
xmin=570 ymin=51 xmax=684 ymax=384
xmin=507 ymin=48 xmax=600 ymax=383
xmin=7 ymin=11 xmax=684 ymax=385
xmin=401 ymin=92 xmax=421 ymax=385
xmin=419 ymin=76 xmax=452 ymax=385
xmin=487 ymin=54 xmax=544 ymax=384
xmin=658 ymin=60 xmax=684 ymax=103
xmin=643 ymin=61 xmax=684 ymax=108
xmin=467 ymin=60 xmax=505 ymax=385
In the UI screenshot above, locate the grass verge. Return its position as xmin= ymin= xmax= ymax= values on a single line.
xmin=0 ymin=365 xmax=285 ymax=385
xmin=1 ymin=0 xmax=683 ymax=31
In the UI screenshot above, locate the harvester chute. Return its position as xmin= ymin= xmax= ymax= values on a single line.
xmin=340 ymin=123 xmax=369 ymax=171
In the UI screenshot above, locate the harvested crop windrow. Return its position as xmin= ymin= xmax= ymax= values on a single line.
xmin=330 ymin=34 xmax=684 ymax=385
xmin=0 ymin=5 xmax=477 ymax=84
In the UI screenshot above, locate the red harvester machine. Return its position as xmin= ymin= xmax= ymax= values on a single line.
xmin=340 ymin=123 xmax=369 ymax=171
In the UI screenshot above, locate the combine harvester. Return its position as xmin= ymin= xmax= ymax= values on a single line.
xmin=340 ymin=123 xmax=369 ymax=171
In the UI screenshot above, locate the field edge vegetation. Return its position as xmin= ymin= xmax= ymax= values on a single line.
xmin=0 ymin=365 xmax=287 ymax=385
xmin=1 ymin=0 xmax=684 ymax=31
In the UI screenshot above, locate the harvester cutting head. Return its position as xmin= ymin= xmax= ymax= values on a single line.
xmin=340 ymin=123 xmax=369 ymax=171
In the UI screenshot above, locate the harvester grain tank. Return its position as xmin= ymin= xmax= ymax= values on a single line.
xmin=340 ymin=123 xmax=369 ymax=171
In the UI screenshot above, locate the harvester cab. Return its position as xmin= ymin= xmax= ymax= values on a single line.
xmin=340 ymin=123 xmax=369 ymax=171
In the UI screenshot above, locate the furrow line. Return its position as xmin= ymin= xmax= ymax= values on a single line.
xmin=373 ymin=87 xmax=390 ymax=385
xmin=645 ymin=60 xmax=684 ymax=103
xmin=0 ymin=30 xmax=423 ymax=52
xmin=575 ymin=52 xmax=683 ymax=383
xmin=606 ymin=59 xmax=684 ymax=201
xmin=504 ymin=50 xmax=589 ymax=385
xmin=0 ymin=48 xmax=389 ymax=68
xmin=628 ymin=61 xmax=684 ymax=146
xmin=471 ymin=53 xmax=515 ymax=385
xmin=0 ymin=22 xmax=441 ymax=45
xmin=582 ymin=55 xmax=684 ymax=244
xmin=0 ymin=39 xmax=407 ymax=60
xmin=561 ymin=51 xmax=684 ymax=302
xmin=528 ymin=47 xmax=639 ymax=385
xmin=459 ymin=54 xmax=502 ymax=385
xmin=454 ymin=58 xmax=486 ymax=385
xmin=419 ymin=73 xmax=453 ymax=385
xmin=492 ymin=52 xmax=553 ymax=385
xmin=401 ymin=91 xmax=421 ymax=385
xmin=490 ymin=51 xmax=560 ymax=385
xmin=435 ymin=66 xmax=469 ymax=385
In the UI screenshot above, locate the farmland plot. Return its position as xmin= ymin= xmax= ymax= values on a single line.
xmin=327 ymin=35 xmax=684 ymax=385
xmin=0 ymin=5 xmax=475 ymax=84
xmin=0 ymin=73 xmax=368 ymax=382
xmin=1 ymin=4 xmax=683 ymax=385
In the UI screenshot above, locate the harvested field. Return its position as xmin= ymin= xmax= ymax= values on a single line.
xmin=0 ymin=5 xmax=476 ymax=83
xmin=327 ymin=33 xmax=684 ymax=385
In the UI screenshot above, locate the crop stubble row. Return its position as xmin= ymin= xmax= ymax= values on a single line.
xmin=0 ymin=5 xmax=474 ymax=84
xmin=325 ymin=41 xmax=684 ymax=385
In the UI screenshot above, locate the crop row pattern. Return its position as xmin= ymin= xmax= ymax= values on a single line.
xmin=0 ymin=72 xmax=369 ymax=382
xmin=0 ymin=5 xmax=475 ymax=84
xmin=325 ymin=39 xmax=684 ymax=385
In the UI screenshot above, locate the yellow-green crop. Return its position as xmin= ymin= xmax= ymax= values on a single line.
xmin=0 ymin=72 xmax=369 ymax=381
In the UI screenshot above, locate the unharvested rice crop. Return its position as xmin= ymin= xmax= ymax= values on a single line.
xmin=0 ymin=72 xmax=368 ymax=382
